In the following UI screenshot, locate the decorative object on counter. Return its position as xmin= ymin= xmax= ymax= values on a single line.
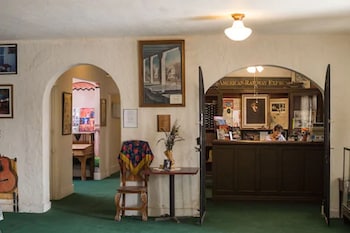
xmin=214 ymin=116 xmax=230 ymax=140
xmin=157 ymin=120 xmax=184 ymax=169
xmin=300 ymin=127 xmax=310 ymax=141
xmin=216 ymin=125 xmax=230 ymax=140
xmin=288 ymin=128 xmax=311 ymax=141
xmin=229 ymin=127 xmax=241 ymax=140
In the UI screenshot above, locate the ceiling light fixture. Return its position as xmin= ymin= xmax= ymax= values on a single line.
xmin=247 ymin=66 xmax=264 ymax=73
xmin=247 ymin=66 xmax=264 ymax=101
xmin=224 ymin=13 xmax=252 ymax=41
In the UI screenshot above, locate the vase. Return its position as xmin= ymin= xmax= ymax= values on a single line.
xmin=164 ymin=150 xmax=175 ymax=169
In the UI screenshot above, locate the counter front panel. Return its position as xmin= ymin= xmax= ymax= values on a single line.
xmin=212 ymin=140 xmax=324 ymax=201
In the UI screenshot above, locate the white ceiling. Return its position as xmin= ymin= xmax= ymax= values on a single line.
xmin=1 ymin=0 xmax=350 ymax=40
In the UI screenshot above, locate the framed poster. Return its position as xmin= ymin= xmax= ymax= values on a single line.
xmin=79 ymin=108 xmax=94 ymax=132
xmin=62 ymin=92 xmax=72 ymax=135
xmin=242 ymin=94 xmax=268 ymax=129
xmin=0 ymin=44 xmax=17 ymax=75
xmin=0 ymin=84 xmax=13 ymax=118
xmin=138 ymin=40 xmax=185 ymax=107
xmin=269 ymin=98 xmax=289 ymax=129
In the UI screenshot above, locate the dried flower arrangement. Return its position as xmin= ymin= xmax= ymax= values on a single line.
xmin=157 ymin=120 xmax=184 ymax=151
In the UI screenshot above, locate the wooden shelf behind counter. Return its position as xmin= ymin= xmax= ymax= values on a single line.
xmin=212 ymin=140 xmax=324 ymax=201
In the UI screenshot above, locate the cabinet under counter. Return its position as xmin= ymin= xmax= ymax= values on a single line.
xmin=212 ymin=140 xmax=324 ymax=201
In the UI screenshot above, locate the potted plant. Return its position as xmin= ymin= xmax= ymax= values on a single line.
xmin=157 ymin=120 xmax=184 ymax=168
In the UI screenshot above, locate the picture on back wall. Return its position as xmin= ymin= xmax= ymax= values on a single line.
xmin=242 ymin=94 xmax=268 ymax=129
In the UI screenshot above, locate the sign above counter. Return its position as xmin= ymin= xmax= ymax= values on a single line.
xmin=213 ymin=76 xmax=309 ymax=89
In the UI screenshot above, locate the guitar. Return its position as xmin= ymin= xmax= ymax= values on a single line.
xmin=0 ymin=156 xmax=18 ymax=193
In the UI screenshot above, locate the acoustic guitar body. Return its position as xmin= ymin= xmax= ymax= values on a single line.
xmin=0 ymin=156 xmax=18 ymax=193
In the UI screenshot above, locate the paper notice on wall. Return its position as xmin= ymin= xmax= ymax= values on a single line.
xmin=170 ymin=94 xmax=182 ymax=104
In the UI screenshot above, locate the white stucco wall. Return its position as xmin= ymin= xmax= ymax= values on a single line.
xmin=0 ymin=33 xmax=349 ymax=217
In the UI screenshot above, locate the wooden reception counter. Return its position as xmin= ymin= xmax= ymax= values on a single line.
xmin=212 ymin=140 xmax=324 ymax=201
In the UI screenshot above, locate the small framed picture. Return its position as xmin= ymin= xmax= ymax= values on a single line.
xmin=163 ymin=159 xmax=172 ymax=170
xmin=0 ymin=84 xmax=13 ymax=118
xmin=0 ymin=44 xmax=17 ymax=75
xmin=123 ymin=109 xmax=138 ymax=128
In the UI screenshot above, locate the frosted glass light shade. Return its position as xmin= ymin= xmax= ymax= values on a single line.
xmin=247 ymin=66 xmax=264 ymax=73
xmin=224 ymin=20 xmax=252 ymax=41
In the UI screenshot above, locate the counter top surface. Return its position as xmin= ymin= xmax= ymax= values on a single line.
xmin=212 ymin=139 xmax=324 ymax=145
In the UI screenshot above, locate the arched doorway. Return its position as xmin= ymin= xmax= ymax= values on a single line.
xmin=205 ymin=65 xmax=323 ymax=140
xmin=204 ymin=65 xmax=325 ymax=201
xmin=49 ymin=64 xmax=121 ymax=200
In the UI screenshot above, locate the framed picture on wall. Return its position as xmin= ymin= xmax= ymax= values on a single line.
xmin=100 ymin=98 xmax=107 ymax=126
xmin=138 ymin=40 xmax=185 ymax=107
xmin=0 ymin=44 xmax=17 ymax=75
xmin=79 ymin=108 xmax=95 ymax=132
xmin=242 ymin=94 xmax=269 ymax=129
xmin=123 ymin=109 xmax=138 ymax=128
xmin=0 ymin=84 xmax=13 ymax=118
xmin=269 ymin=98 xmax=289 ymax=129
xmin=62 ymin=92 xmax=72 ymax=135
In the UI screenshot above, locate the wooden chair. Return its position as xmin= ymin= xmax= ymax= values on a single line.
xmin=115 ymin=140 xmax=154 ymax=221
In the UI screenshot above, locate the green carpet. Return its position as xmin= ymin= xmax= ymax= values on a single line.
xmin=1 ymin=174 xmax=349 ymax=233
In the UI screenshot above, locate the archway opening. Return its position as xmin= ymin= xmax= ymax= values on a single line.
xmin=204 ymin=65 xmax=324 ymax=202
xmin=49 ymin=64 xmax=121 ymax=200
